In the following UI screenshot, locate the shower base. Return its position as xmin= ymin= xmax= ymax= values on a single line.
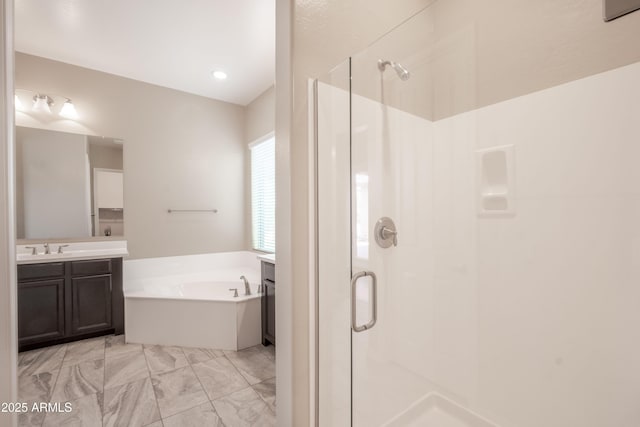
xmin=383 ymin=393 xmax=500 ymax=427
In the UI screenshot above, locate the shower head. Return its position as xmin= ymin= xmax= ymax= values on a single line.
xmin=378 ymin=59 xmax=410 ymax=81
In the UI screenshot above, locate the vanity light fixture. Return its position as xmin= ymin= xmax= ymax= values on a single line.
xmin=32 ymin=94 xmax=53 ymax=114
xmin=211 ymin=70 xmax=227 ymax=80
xmin=59 ymin=98 xmax=78 ymax=119
xmin=15 ymin=90 xmax=81 ymax=120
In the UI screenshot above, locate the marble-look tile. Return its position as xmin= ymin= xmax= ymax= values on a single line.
xmin=18 ymin=337 xmax=278 ymax=427
xmin=252 ymin=377 xmax=276 ymax=412
xmin=18 ymin=370 xmax=59 ymax=427
xmin=19 ymin=370 xmax=58 ymax=402
xmin=105 ymin=335 xmax=142 ymax=359
xmin=162 ymin=402 xmax=224 ymax=427
xmin=143 ymin=345 xmax=188 ymax=374
xmin=103 ymin=377 xmax=160 ymax=427
xmin=262 ymin=345 xmax=275 ymax=362
xmin=18 ymin=345 xmax=67 ymax=377
xmin=151 ymin=366 xmax=208 ymax=418
xmin=224 ymin=346 xmax=275 ymax=385
xmin=62 ymin=337 xmax=105 ymax=367
xmin=182 ymin=347 xmax=224 ymax=365
xmin=19 ymin=410 xmax=46 ymax=427
xmin=51 ymin=358 xmax=104 ymax=402
xmin=213 ymin=387 xmax=276 ymax=427
xmin=42 ymin=393 xmax=102 ymax=427
xmin=192 ymin=356 xmax=250 ymax=401
xmin=104 ymin=349 xmax=149 ymax=389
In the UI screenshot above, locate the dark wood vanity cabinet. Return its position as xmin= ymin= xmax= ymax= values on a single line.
xmin=18 ymin=258 xmax=124 ymax=351
xmin=261 ymin=261 xmax=276 ymax=346
xmin=18 ymin=278 xmax=65 ymax=344
xmin=71 ymin=274 xmax=113 ymax=335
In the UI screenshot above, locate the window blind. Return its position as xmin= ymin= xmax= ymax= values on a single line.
xmin=251 ymin=137 xmax=275 ymax=253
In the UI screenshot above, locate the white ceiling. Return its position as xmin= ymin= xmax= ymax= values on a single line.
xmin=15 ymin=0 xmax=275 ymax=106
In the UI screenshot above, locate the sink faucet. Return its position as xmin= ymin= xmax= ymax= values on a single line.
xmin=240 ymin=275 xmax=251 ymax=296
xmin=43 ymin=243 xmax=51 ymax=255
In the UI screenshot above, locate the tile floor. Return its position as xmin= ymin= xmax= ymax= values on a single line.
xmin=17 ymin=335 xmax=276 ymax=427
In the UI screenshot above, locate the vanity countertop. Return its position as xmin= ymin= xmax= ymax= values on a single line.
xmin=17 ymin=240 xmax=128 ymax=264
xmin=257 ymin=253 xmax=275 ymax=264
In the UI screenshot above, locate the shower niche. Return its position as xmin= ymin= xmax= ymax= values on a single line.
xmin=476 ymin=145 xmax=515 ymax=216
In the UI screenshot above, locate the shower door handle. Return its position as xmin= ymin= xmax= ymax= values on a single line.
xmin=351 ymin=271 xmax=377 ymax=332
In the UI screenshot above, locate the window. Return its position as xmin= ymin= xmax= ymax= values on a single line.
xmin=250 ymin=136 xmax=275 ymax=252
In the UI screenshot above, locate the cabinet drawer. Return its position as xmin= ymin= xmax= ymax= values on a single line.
xmin=18 ymin=263 xmax=65 ymax=281
xmin=262 ymin=261 xmax=275 ymax=283
xmin=71 ymin=259 xmax=112 ymax=276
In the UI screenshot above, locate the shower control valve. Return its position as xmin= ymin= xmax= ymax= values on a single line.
xmin=374 ymin=217 xmax=398 ymax=248
xmin=381 ymin=226 xmax=398 ymax=246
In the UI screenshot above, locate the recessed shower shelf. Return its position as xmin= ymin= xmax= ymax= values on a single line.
xmin=476 ymin=145 xmax=515 ymax=216
xmin=481 ymin=192 xmax=508 ymax=199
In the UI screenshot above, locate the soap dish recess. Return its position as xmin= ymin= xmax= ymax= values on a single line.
xmin=476 ymin=145 xmax=515 ymax=216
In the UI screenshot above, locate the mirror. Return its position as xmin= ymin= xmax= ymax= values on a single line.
xmin=16 ymin=126 xmax=124 ymax=240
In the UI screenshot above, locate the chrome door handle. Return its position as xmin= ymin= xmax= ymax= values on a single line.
xmin=351 ymin=271 xmax=377 ymax=332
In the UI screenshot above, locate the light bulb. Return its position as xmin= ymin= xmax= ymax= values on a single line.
xmin=59 ymin=99 xmax=78 ymax=119
xmin=32 ymin=94 xmax=52 ymax=114
xmin=14 ymin=94 xmax=23 ymax=111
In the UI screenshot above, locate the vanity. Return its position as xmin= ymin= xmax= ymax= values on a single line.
xmin=17 ymin=241 xmax=128 ymax=351
xmin=14 ymin=126 xmax=127 ymax=351
xmin=258 ymin=253 xmax=276 ymax=346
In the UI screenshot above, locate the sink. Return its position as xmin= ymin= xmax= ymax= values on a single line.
xmin=17 ymin=252 xmax=74 ymax=262
xmin=16 ymin=241 xmax=128 ymax=264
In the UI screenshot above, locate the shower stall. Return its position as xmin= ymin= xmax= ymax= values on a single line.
xmin=315 ymin=3 xmax=640 ymax=427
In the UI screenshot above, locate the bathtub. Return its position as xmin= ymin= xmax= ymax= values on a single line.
xmin=123 ymin=251 xmax=263 ymax=350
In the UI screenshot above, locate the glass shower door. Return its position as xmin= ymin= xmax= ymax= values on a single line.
xmin=349 ymin=8 xmax=470 ymax=424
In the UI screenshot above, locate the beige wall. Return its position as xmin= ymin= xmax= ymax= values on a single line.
xmin=0 ymin=0 xmax=17 ymax=425
xmin=283 ymin=0 xmax=640 ymax=425
xmin=15 ymin=53 xmax=247 ymax=259
xmin=88 ymin=142 xmax=123 ymax=171
xmin=246 ymin=85 xmax=275 ymax=143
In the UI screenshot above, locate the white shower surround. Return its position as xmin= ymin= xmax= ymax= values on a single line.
xmin=318 ymin=58 xmax=640 ymax=426
xmin=123 ymin=251 xmax=262 ymax=350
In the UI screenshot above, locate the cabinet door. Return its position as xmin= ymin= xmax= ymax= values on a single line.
xmin=18 ymin=279 xmax=65 ymax=345
xmin=264 ymin=279 xmax=276 ymax=345
xmin=71 ymin=275 xmax=112 ymax=335
xmin=95 ymin=170 xmax=124 ymax=209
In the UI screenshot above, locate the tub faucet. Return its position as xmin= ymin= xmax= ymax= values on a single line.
xmin=240 ymin=275 xmax=251 ymax=296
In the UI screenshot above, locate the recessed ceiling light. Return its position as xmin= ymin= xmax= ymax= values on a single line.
xmin=211 ymin=70 xmax=227 ymax=80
